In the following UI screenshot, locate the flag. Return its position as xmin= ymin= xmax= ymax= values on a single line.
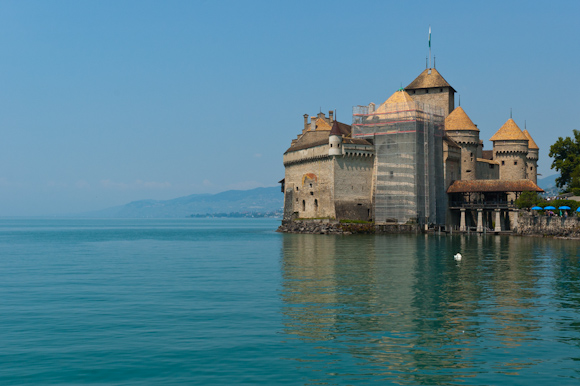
xmin=429 ymin=26 xmax=431 ymax=48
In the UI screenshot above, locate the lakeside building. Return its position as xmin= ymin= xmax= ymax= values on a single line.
xmin=280 ymin=67 xmax=543 ymax=231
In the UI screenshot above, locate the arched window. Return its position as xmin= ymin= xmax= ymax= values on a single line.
xmin=302 ymin=200 xmax=305 ymax=212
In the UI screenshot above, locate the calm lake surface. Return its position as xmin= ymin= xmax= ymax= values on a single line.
xmin=0 ymin=218 xmax=579 ymax=385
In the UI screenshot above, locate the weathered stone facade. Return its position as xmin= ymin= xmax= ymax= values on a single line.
xmin=516 ymin=212 xmax=580 ymax=238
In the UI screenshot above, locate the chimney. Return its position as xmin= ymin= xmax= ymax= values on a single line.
xmin=329 ymin=110 xmax=334 ymax=123
xmin=303 ymin=114 xmax=309 ymax=131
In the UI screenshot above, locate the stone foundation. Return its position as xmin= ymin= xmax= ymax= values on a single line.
xmin=277 ymin=220 xmax=420 ymax=235
xmin=516 ymin=212 xmax=580 ymax=238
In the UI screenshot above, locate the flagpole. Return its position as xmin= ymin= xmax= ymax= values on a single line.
xmin=429 ymin=26 xmax=431 ymax=69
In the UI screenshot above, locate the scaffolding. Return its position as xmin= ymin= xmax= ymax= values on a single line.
xmin=352 ymin=101 xmax=445 ymax=225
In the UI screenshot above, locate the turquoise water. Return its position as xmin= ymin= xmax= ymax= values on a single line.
xmin=0 ymin=219 xmax=579 ymax=385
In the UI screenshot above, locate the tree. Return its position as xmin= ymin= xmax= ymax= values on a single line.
xmin=549 ymin=129 xmax=580 ymax=190
xmin=515 ymin=190 xmax=543 ymax=209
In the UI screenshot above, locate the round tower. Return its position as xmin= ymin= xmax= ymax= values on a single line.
xmin=445 ymin=107 xmax=479 ymax=180
xmin=329 ymin=120 xmax=343 ymax=156
xmin=490 ymin=119 xmax=529 ymax=181
xmin=523 ymin=129 xmax=539 ymax=184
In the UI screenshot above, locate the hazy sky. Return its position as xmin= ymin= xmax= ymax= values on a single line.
xmin=1 ymin=0 xmax=578 ymax=216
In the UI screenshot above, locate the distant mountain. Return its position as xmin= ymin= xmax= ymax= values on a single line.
xmin=80 ymin=186 xmax=283 ymax=218
xmin=537 ymin=174 xmax=558 ymax=190
xmin=537 ymin=174 xmax=561 ymax=197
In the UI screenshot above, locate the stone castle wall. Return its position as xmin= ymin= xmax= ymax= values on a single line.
xmin=284 ymin=147 xmax=335 ymax=219
xmin=476 ymin=160 xmax=499 ymax=180
xmin=516 ymin=212 xmax=580 ymax=238
xmin=407 ymin=87 xmax=454 ymax=117
xmin=333 ymin=156 xmax=374 ymax=221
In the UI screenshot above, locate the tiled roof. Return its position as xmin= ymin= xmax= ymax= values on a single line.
xmin=447 ymin=179 xmax=543 ymax=193
xmin=329 ymin=120 xmax=342 ymax=136
xmin=344 ymin=138 xmax=372 ymax=145
xmin=314 ymin=117 xmax=331 ymax=131
xmin=405 ymin=68 xmax=455 ymax=91
xmin=490 ymin=118 xmax=528 ymax=141
xmin=523 ymin=129 xmax=539 ymax=150
xmin=445 ymin=107 xmax=479 ymax=132
xmin=372 ymin=90 xmax=415 ymax=115
xmin=383 ymin=89 xmax=415 ymax=104
xmin=285 ymin=121 xmax=357 ymax=153
xmin=477 ymin=158 xmax=499 ymax=165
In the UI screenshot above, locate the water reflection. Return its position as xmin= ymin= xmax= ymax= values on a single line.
xmin=279 ymin=234 xmax=580 ymax=385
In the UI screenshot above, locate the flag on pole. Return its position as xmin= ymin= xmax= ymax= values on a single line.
xmin=429 ymin=26 xmax=431 ymax=48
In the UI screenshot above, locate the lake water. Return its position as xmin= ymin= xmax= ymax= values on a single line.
xmin=0 ymin=218 xmax=579 ymax=385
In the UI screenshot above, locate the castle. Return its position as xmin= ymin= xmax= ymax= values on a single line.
xmin=280 ymin=67 xmax=542 ymax=231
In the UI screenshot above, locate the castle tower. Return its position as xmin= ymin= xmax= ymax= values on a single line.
xmin=405 ymin=68 xmax=456 ymax=117
xmin=523 ymin=129 xmax=539 ymax=184
xmin=445 ymin=107 xmax=480 ymax=180
xmin=328 ymin=120 xmax=343 ymax=156
xmin=490 ymin=119 xmax=529 ymax=181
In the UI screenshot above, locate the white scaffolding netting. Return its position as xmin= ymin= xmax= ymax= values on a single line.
xmin=352 ymin=101 xmax=445 ymax=225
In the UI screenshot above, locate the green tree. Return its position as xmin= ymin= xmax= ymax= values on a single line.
xmin=515 ymin=190 xmax=543 ymax=209
xmin=549 ymin=129 xmax=580 ymax=190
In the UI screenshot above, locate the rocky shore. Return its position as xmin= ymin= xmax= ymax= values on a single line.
xmin=516 ymin=213 xmax=580 ymax=239
xmin=276 ymin=220 xmax=374 ymax=235
xmin=276 ymin=220 xmax=420 ymax=235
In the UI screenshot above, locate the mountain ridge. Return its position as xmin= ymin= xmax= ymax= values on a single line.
xmin=79 ymin=186 xmax=283 ymax=218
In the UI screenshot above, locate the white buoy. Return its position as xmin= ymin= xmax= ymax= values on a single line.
xmin=454 ymin=253 xmax=462 ymax=261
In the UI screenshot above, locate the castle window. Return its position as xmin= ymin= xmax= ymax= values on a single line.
xmin=310 ymin=192 xmax=313 ymax=195
xmin=490 ymin=164 xmax=494 ymax=169
xmin=296 ymin=187 xmax=299 ymax=191
xmin=309 ymin=183 xmax=312 ymax=188
xmin=514 ymin=161 xmax=518 ymax=165
xmin=314 ymin=199 xmax=318 ymax=210
xmin=440 ymin=88 xmax=443 ymax=92
xmin=502 ymin=161 xmax=505 ymax=165
xmin=530 ymin=166 xmax=533 ymax=170
xmin=302 ymin=200 xmax=305 ymax=211
xmin=330 ymin=144 xmax=332 ymax=147
xmin=426 ymin=89 xmax=429 ymax=93
xmin=466 ymin=170 xmax=472 ymax=173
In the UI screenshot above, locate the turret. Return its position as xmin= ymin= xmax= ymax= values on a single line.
xmin=445 ymin=107 xmax=480 ymax=180
xmin=329 ymin=120 xmax=343 ymax=156
xmin=404 ymin=68 xmax=456 ymax=117
xmin=523 ymin=129 xmax=539 ymax=184
xmin=490 ymin=118 xmax=529 ymax=181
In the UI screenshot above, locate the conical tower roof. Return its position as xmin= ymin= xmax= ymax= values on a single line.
xmin=405 ymin=68 xmax=456 ymax=91
xmin=374 ymin=89 xmax=415 ymax=114
xmin=523 ymin=129 xmax=539 ymax=150
xmin=383 ymin=89 xmax=415 ymax=104
xmin=445 ymin=107 xmax=479 ymax=132
xmin=329 ymin=120 xmax=341 ymax=136
xmin=490 ymin=118 xmax=528 ymax=141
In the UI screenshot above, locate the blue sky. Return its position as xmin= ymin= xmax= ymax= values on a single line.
xmin=0 ymin=0 xmax=578 ymax=216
